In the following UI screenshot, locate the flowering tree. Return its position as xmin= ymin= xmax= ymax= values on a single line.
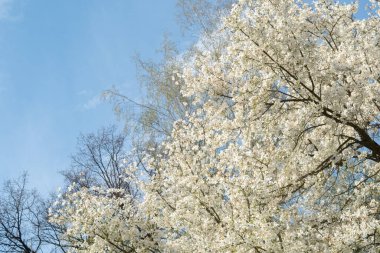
xmin=53 ymin=0 xmax=380 ymax=252
xmin=50 ymin=187 xmax=162 ymax=253
xmin=144 ymin=0 xmax=380 ymax=252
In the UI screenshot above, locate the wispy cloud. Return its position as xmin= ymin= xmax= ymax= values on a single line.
xmin=0 ymin=85 xmax=7 ymax=93
xmin=77 ymin=89 xmax=88 ymax=96
xmin=0 ymin=72 xmax=8 ymax=94
xmin=83 ymin=94 xmax=102 ymax=110
xmin=0 ymin=0 xmax=20 ymax=21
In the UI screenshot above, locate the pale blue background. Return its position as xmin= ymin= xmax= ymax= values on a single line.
xmin=0 ymin=0 xmax=186 ymax=193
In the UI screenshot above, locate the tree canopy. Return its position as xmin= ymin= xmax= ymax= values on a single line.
xmin=4 ymin=0 xmax=380 ymax=252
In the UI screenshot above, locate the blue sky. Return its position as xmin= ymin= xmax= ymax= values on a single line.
xmin=0 ymin=0 xmax=185 ymax=193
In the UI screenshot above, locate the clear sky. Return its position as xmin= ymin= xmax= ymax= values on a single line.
xmin=0 ymin=0 xmax=185 ymax=194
